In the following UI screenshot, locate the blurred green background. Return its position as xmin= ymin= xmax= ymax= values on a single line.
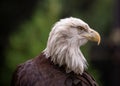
xmin=1 ymin=0 xmax=120 ymax=86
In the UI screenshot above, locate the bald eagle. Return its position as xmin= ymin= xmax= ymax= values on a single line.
xmin=11 ymin=17 xmax=100 ymax=86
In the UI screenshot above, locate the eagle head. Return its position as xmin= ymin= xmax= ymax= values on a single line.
xmin=44 ymin=17 xmax=101 ymax=74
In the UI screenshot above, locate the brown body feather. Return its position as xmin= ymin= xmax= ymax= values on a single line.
xmin=11 ymin=53 xmax=98 ymax=86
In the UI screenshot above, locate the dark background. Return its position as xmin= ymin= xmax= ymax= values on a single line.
xmin=0 ymin=0 xmax=120 ymax=86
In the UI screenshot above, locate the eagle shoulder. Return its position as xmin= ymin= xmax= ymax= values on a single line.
xmin=11 ymin=53 xmax=98 ymax=86
xmin=11 ymin=59 xmax=42 ymax=86
xmin=11 ymin=53 xmax=66 ymax=86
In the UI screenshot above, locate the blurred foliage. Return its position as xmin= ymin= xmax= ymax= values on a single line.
xmin=6 ymin=0 xmax=62 ymax=70
xmin=2 ymin=0 xmax=113 ymax=86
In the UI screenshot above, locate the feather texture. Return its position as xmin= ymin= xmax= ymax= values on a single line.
xmin=44 ymin=17 xmax=89 ymax=74
xmin=11 ymin=53 xmax=98 ymax=86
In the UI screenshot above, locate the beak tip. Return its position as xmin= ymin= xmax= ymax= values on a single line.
xmin=97 ymin=36 xmax=101 ymax=45
xmin=92 ymin=30 xmax=101 ymax=45
xmin=97 ymin=41 xmax=100 ymax=45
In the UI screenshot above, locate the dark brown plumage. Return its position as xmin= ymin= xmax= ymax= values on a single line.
xmin=11 ymin=53 xmax=98 ymax=86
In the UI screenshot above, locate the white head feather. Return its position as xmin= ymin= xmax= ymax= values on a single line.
xmin=44 ymin=17 xmax=94 ymax=74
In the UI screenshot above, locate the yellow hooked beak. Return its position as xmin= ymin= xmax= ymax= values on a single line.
xmin=83 ymin=29 xmax=101 ymax=45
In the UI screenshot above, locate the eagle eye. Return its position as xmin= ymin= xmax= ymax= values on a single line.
xmin=77 ymin=26 xmax=87 ymax=32
xmin=77 ymin=26 xmax=84 ymax=30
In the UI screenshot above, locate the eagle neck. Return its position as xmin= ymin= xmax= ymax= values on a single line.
xmin=44 ymin=43 xmax=87 ymax=74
